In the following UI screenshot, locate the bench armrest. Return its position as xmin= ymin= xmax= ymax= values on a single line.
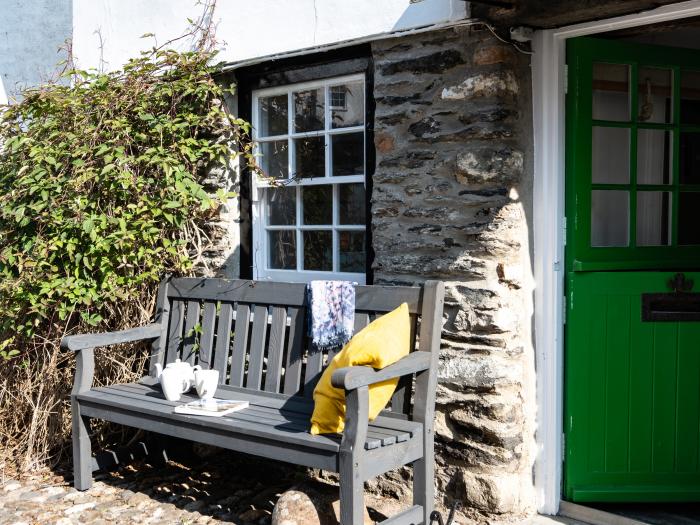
xmin=331 ymin=351 xmax=431 ymax=391
xmin=61 ymin=323 xmax=162 ymax=352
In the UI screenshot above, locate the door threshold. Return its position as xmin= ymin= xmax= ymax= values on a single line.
xmin=559 ymin=501 xmax=649 ymax=525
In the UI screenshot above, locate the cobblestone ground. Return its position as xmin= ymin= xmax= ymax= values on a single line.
xmin=0 ymin=451 xmax=307 ymax=525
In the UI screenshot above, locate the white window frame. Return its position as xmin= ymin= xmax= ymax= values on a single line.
xmin=251 ymin=73 xmax=367 ymax=284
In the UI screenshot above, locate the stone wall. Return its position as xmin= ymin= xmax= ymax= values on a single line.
xmin=370 ymin=27 xmax=536 ymax=519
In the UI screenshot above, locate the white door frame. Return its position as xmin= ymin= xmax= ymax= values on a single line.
xmin=532 ymin=0 xmax=700 ymax=514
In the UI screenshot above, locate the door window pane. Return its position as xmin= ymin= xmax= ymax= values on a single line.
xmin=637 ymin=67 xmax=672 ymax=124
xmin=339 ymin=231 xmax=365 ymax=272
xmin=303 ymin=231 xmax=333 ymax=271
xmin=267 ymin=187 xmax=296 ymax=226
xmin=637 ymin=129 xmax=672 ymax=185
xmin=679 ymin=192 xmax=700 ymax=245
xmin=259 ymin=140 xmax=288 ymax=179
xmin=302 ymin=185 xmax=332 ymax=225
xmin=680 ymin=132 xmax=700 ymax=185
xmin=332 ymin=133 xmax=364 ymax=176
xmin=339 ymin=184 xmax=366 ymax=225
xmin=592 ymin=127 xmax=630 ymax=184
xmin=680 ymin=70 xmax=700 ymax=125
xmin=294 ymin=136 xmax=325 ymax=179
xmin=258 ymin=95 xmax=288 ymax=137
xmin=637 ymin=191 xmax=671 ymax=246
xmin=331 ymin=81 xmax=364 ymax=128
xmin=593 ymin=63 xmax=630 ymax=121
xmin=294 ymin=88 xmax=324 ymax=132
xmin=269 ymin=231 xmax=296 ymax=269
xmin=591 ymin=190 xmax=629 ymax=247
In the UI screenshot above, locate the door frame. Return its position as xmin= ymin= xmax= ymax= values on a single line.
xmin=532 ymin=0 xmax=700 ymax=515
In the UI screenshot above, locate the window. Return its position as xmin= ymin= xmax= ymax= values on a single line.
xmin=251 ymin=74 xmax=367 ymax=283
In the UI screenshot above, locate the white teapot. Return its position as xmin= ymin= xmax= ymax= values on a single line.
xmin=154 ymin=359 xmax=196 ymax=401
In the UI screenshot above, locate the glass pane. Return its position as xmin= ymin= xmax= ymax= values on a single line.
xmin=339 ymin=231 xmax=365 ymax=273
xmin=258 ymin=94 xmax=288 ymax=137
xmin=679 ymin=192 xmax=700 ymax=245
xmin=680 ymin=70 xmax=700 ymax=125
xmin=680 ymin=132 xmax=700 ymax=185
xmin=636 ymin=191 xmax=671 ymax=246
xmin=331 ymin=81 xmax=364 ymax=129
xmin=269 ymin=231 xmax=296 ymax=270
xmin=591 ymin=190 xmax=629 ymax=247
xmin=339 ymin=183 xmax=366 ymax=225
xmin=294 ymin=136 xmax=325 ymax=179
xmin=259 ymin=140 xmax=288 ymax=179
xmin=332 ymin=133 xmax=364 ymax=176
xmin=593 ymin=63 xmax=630 ymax=121
xmin=637 ymin=129 xmax=672 ymax=185
xmin=302 ymin=185 xmax=332 ymax=225
xmin=303 ymin=231 xmax=332 ymax=271
xmin=267 ymin=187 xmax=296 ymax=226
xmin=592 ymin=127 xmax=630 ymax=184
xmin=294 ymin=88 xmax=324 ymax=132
xmin=637 ymin=67 xmax=672 ymax=124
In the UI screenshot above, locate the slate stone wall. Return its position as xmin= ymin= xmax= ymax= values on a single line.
xmin=370 ymin=26 xmax=536 ymax=518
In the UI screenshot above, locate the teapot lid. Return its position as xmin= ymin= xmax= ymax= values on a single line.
xmin=165 ymin=359 xmax=191 ymax=369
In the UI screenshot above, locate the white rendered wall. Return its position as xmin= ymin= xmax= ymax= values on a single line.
xmin=72 ymin=0 xmax=468 ymax=71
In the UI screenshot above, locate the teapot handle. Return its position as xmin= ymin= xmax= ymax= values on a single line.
xmin=180 ymin=377 xmax=190 ymax=394
xmin=193 ymin=365 xmax=202 ymax=372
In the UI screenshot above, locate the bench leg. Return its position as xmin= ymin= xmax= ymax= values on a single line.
xmin=71 ymin=401 xmax=92 ymax=491
xmin=339 ymin=453 xmax=364 ymax=525
xmin=413 ymin=456 xmax=434 ymax=524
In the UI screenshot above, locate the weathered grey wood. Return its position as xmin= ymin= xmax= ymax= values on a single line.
xmin=353 ymin=312 xmax=370 ymax=333
xmin=390 ymin=315 xmax=419 ymax=416
xmin=304 ymin=347 xmax=324 ymax=398
xmin=165 ymin=299 xmax=185 ymax=364
xmin=339 ymin=385 xmax=369 ymax=525
xmin=331 ymin=352 xmax=431 ymax=390
xmin=61 ymin=324 xmax=161 ymax=352
xmin=182 ymin=300 xmax=201 ymax=365
xmin=412 ymin=280 xmax=444 ymax=523
xmin=228 ymin=304 xmax=250 ymax=386
xmin=168 ymin=278 xmax=307 ymax=305
xmin=213 ymin=302 xmax=234 ymax=379
xmin=198 ymin=301 xmax=217 ymax=369
xmin=264 ymin=306 xmax=287 ymax=392
xmin=247 ymin=305 xmax=269 ymax=390
xmin=282 ymin=307 xmax=304 ymax=395
xmin=149 ymin=277 xmax=171 ymax=375
xmin=354 ymin=286 xmax=423 ymax=314
xmin=71 ymin=347 xmax=94 ymax=491
xmin=377 ymin=505 xmax=423 ymax=525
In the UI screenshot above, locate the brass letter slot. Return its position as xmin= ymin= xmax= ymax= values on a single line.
xmin=642 ymin=293 xmax=700 ymax=322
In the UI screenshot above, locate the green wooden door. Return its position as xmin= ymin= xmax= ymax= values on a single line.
xmin=565 ymin=37 xmax=700 ymax=502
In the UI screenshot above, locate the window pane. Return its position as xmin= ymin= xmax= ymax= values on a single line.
xmin=680 ymin=132 xmax=700 ymax=185
xmin=339 ymin=231 xmax=365 ymax=273
xmin=294 ymin=88 xmax=324 ymax=132
xmin=592 ymin=127 xmax=630 ymax=184
xmin=679 ymin=192 xmax=700 ymax=245
xmin=637 ymin=191 xmax=671 ymax=246
xmin=294 ymin=137 xmax=325 ymax=179
xmin=269 ymin=231 xmax=296 ymax=269
xmin=339 ymin=183 xmax=366 ymax=225
xmin=267 ymin=187 xmax=296 ymax=226
xmin=332 ymin=133 xmax=364 ymax=176
xmin=303 ymin=185 xmax=332 ymax=225
xmin=637 ymin=129 xmax=672 ymax=185
xmin=331 ymin=81 xmax=364 ymax=129
xmin=591 ymin=190 xmax=629 ymax=247
xmin=259 ymin=140 xmax=288 ymax=179
xmin=258 ymin=94 xmax=288 ymax=137
xmin=593 ymin=63 xmax=630 ymax=121
xmin=637 ymin=67 xmax=672 ymax=124
xmin=681 ymin=70 xmax=700 ymax=125
xmin=303 ymin=231 xmax=332 ymax=271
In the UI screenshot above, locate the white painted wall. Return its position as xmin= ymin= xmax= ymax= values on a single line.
xmin=0 ymin=0 xmax=72 ymax=102
xmin=72 ymin=0 xmax=468 ymax=71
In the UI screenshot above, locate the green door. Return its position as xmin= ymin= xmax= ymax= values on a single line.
xmin=565 ymin=37 xmax=700 ymax=502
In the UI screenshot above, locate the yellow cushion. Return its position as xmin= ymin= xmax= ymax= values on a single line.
xmin=310 ymin=303 xmax=410 ymax=435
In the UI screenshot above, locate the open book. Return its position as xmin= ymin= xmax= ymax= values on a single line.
xmin=173 ymin=398 xmax=249 ymax=417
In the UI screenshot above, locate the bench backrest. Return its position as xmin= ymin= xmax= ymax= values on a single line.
xmin=147 ymin=278 xmax=443 ymax=418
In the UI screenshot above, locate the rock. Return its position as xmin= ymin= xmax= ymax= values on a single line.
xmin=2 ymin=481 xmax=20 ymax=492
xmin=379 ymin=50 xmax=465 ymax=75
xmin=456 ymin=147 xmax=524 ymax=184
xmin=441 ymin=71 xmax=519 ymax=100
xmin=473 ymin=45 xmax=516 ymax=66
xmin=64 ymin=501 xmax=96 ymax=514
xmin=455 ymin=470 xmax=520 ymax=514
xmin=330 ymin=500 xmax=373 ymax=525
xmin=239 ymin=507 xmax=270 ymax=522
xmin=271 ymin=490 xmax=325 ymax=525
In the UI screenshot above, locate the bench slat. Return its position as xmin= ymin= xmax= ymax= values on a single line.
xmin=213 ymin=302 xmax=233 ymax=378
xmin=197 ymin=301 xmax=217 ymax=369
xmin=229 ymin=304 xmax=250 ymax=387
xmin=247 ymin=305 xmax=268 ymax=390
xmin=304 ymin=347 xmax=324 ymax=399
xmin=182 ymin=300 xmax=201 ymax=365
xmin=283 ymin=307 xmax=304 ymax=395
xmin=165 ymin=299 xmax=185 ymax=364
xmin=264 ymin=306 xmax=287 ymax=393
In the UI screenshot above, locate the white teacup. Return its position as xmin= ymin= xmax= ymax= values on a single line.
xmin=193 ymin=368 xmax=219 ymax=400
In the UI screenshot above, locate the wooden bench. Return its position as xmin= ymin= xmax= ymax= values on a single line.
xmin=63 ymin=277 xmax=445 ymax=525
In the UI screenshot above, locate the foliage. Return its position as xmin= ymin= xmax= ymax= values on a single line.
xmin=0 ymin=42 xmax=256 ymax=471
